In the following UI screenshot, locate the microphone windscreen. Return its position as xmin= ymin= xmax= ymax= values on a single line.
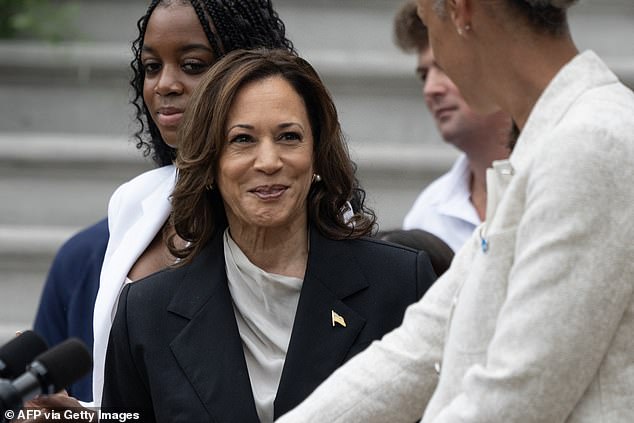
xmin=0 ymin=330 xmax=48 ymax=378
xmin=34 ymin=338 xmax=93 ymax=392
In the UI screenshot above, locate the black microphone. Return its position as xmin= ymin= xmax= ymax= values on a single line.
xmin=0 ymin=338 xmax=92 ymax=418
xmin=0 ymin=331 xmax=48 ymax=379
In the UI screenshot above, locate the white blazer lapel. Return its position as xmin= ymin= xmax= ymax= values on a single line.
xmin=92 ymin=166 xmax=176 ymax=406
xmin=484 ymin=159 xmax=514 ymax=224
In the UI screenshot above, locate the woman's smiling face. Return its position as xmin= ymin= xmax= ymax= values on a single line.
xmin=218 ymin=76 xmax=315 ymax=233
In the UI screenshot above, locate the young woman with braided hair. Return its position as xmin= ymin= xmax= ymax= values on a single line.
xmin=93 ymin=0 xmax=298 ymax=408
xmin=32 ymin=2 xmax=295 ymax=405
xmin=131 ymin=0 xmax=294 ymax=167
xmin=22 ymin=0 xmax=299 ymax=418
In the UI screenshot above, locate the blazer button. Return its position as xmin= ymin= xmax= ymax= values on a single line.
xmin=434 ymin=361 xmax=441 ymax=375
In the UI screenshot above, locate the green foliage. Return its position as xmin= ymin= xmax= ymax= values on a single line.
xmin=0 ymin=0 xmax=79 ymax=41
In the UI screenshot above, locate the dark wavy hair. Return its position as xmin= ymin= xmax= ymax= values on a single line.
xmin=169 ymin=49 xmax=376 ymax=264
xmin=130 ymin=0 xmax=294 ymax=167
xmin=505 ymin=0 xmax=577 ymax=35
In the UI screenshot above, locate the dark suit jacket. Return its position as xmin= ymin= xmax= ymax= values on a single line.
xmin=101 ymin=226 xmax=436 ymax=422
xmin=33 ymin=218 xmax=108 ymax=402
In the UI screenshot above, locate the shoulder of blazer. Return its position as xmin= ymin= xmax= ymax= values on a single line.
xmin=109 ymin=166 xmax=176 ymax=217
xmin=349 ymin=235 xmax=420 ymax=255
xmin=308 ymin=228 xmax=435 ymax=300
xmin=344 ymin=236 xmax=436 ymax=299
xmin=330 ymin=235 xmax=424 ymax=271
xmin=124 ymin=229 xmax=225 ymax=319
xmin=106 ymin=165 xmax=176 ymax=242
xmin=124 ymin=265 xmax=187 ymax=304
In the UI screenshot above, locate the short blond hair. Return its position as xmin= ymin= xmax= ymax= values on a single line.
xmin=393 ymin=1 xmax=428 ymax=53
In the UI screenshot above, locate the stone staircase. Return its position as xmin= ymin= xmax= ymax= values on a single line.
xmin=1 ymin=0 xmax=632 ymax=342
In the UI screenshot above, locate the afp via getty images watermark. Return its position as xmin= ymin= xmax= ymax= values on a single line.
xmin=4 ymin=408 xmax=142 ymax=422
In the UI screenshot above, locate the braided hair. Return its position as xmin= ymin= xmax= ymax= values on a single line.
xmin=130 ymin=0 xmax=295 ymax=166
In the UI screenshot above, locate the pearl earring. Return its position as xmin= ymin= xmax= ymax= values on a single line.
xmin=312 ymin=173 xmax=322 ymax=183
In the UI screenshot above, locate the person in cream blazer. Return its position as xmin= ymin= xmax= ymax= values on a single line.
xmin=276 ymin=2 xmax=634 ymax=420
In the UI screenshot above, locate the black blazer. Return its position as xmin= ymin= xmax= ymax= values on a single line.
xmin=102 ymin=226 xmax=436 ymax=422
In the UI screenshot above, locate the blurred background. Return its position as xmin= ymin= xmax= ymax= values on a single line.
xmin=1 ymin=0 xmax=632 ymax=342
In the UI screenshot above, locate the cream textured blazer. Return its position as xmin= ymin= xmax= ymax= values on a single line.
xmin=277 ymin=51 xmax=634 ymax=423
xmin=92 ymin=165 xmax=177 ymax=406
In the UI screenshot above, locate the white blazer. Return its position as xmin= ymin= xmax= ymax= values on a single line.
xmin=92 ymin=165 xmax=177 ymax=406
xmin=278 ymin=51 xmax=634 ymax=423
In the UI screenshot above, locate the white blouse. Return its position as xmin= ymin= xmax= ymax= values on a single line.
xmin=223 ymin=230 xmax=303 ymax=423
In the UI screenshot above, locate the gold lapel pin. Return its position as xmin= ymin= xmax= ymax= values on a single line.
xmin=331 ymin=310 xmax=347 ymax=328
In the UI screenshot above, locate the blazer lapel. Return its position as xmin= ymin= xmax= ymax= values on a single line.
xmin=274 ymin=227 xmax=368 ymax=418
xmin=485 ymin=159 xmax=515 ymax=224
xmin=93 ymin=168 xmax=176 ymax=405
xmin=168 ymin=232 xmax=259 ymax=422
xmin=104 ymin=168 xmax=175 ymax=315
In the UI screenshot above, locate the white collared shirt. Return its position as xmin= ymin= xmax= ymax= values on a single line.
xmin=402 ymin=154 xmax=480 ymax=252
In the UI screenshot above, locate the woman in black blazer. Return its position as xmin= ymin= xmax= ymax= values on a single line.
xmin=102 ymin=49 xmax=437 ymax=423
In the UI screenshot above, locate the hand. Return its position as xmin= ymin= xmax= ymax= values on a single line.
xmin=12 ymin=391 xmax=95 ymax=422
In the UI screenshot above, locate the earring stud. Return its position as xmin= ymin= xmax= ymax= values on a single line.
xmin=312 ymin=173 xmax=322 ymax=183
xmin=458 ymin=24 xmax=471 ymax=37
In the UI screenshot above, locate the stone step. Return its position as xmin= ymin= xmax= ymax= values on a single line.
xmin=67 ymin=0 xmax=634 ymax=55
xmin=0 ymin=133 xmax=152 ymax=228
xmin=0 ymin=269 xmax=45 ymax=344
xmin=0 ymin=224 xmax=76 ymax=265
xmin=0 ymin=223 xmax=67 ymax=343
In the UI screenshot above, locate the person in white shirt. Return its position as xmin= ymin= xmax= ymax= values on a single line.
xmin=395 ymin=1 xmax=513 ymax=251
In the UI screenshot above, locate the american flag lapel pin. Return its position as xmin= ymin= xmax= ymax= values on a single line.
xmin=331 ymin=310 xmax=347 ymax=327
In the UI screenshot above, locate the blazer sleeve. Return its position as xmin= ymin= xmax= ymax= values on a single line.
xmin=102 ymin=283 xmax=156 ymax=423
